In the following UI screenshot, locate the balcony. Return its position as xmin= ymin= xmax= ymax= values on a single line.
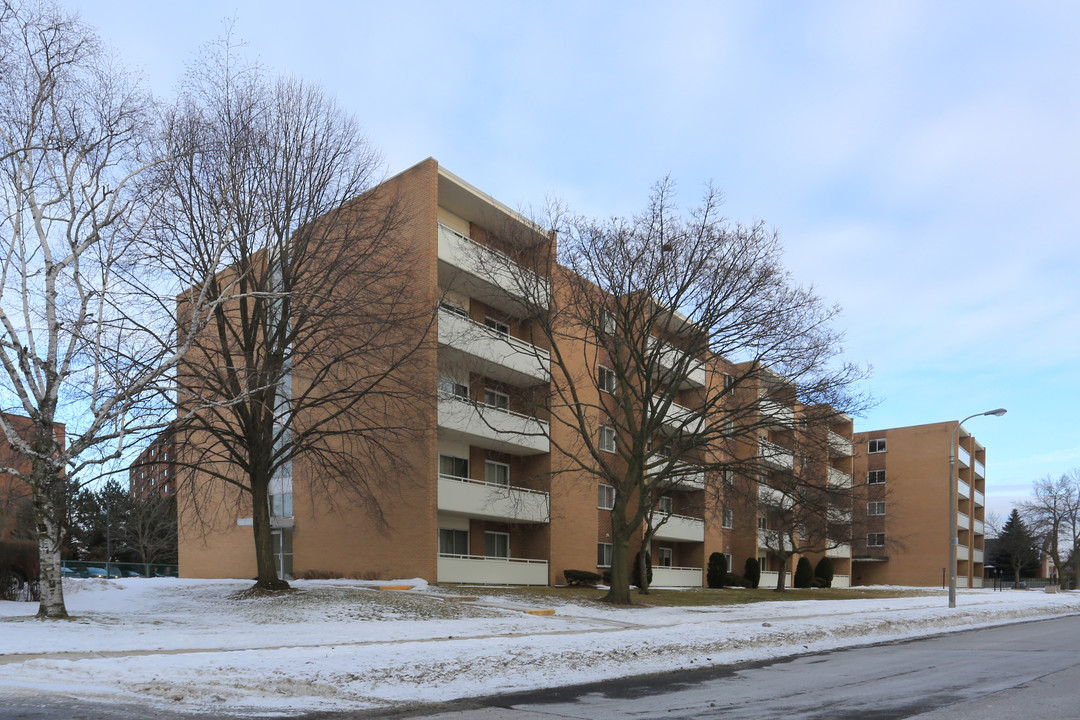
xmin=957 ymin=479 xmax=970 ymax=499
xmin=438 ymin=308 xmax=549 ymax=386
xmin=437 ymin=554 xmax=548 ymax=585
xmin=827 ymin=542 xmax=852 ymax=558
xmin=974 ymin=489 xmax=985 ymax=508
xmin=650 ymin=566 xmax=703 ymax=588
xmin=957 ymin=512 xmax=970 ymax=530
xmin=832 ymin=574 xmax=851 ymax=588
xmin=973 ymin=518 xmax=984 ymax=536
xmin=758 ymin=528 xmax=793 ymax=552
xmin=759 ymin=397 xmax=795 ymax=429
xmin=974 ymin=459 xmax=986 ymax=479
xmin=828 ymin=505 xmax=852 ymax=525
xmin=438 ymin=396 xmax=549 ymax=455
xmin=828 ymin=431 xmax=853 ymax=457
xmin=659 ymin=400 xmax=705 ymax=435
xmin=648 ymin=455 xmax=705 ymax=489
xmin=648 ymin=336 xmax=705 ymax=389
xmin=437 ymin=223 xmax=549 ymax=314
xmin=957 ymin=545 xmax=970 ymax=561
xmin=437 ymin=474 xmax=549 ymax=523
xmin=972 ymin=577 xmax=984 ymax=588
xmin=759 ymin=439 xmax=794 ymax=471
xmin=652 ymin=513 xmax=705 ymax=542
xmin=759 ymin=484 xmax=793 ymax=509
xmin=828 ymin=466 xmax=852 ymax=489
xmin=973 ymin=548 xmax=984 ymax=563
xmin=759 ymin=571 xmax=792 ymax=587
xmin=957 ymin=445 xmax=971 ymax=468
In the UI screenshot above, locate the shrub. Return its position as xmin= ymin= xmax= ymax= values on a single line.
xmin=601 ymin=570 xmax=612 ymax=585
xmin=744 ymin=557 xmax=761 ymax=589
xmin=723 ymin=572 xmax=751 ymax=588
xmin=814 ymin=556 xmax=834 ymax=588
xmin=707 ymin=552 xmax=727 ymax=589
xmin=297 ymin=569 xmax=344 ymax=580
xmin=631 ymin=551 xmax=653 ymax=588
xmin=811 ymin=576 xmax=829 ymax=588
xmin=563 ymin=569 xmax=602 ymax=586
xmin=794 ymin=557 xmax=814 ymax=588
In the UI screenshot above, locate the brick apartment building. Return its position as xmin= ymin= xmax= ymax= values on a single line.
xmin=129 ymin=425 xmax=176 ymax=499
xmin=172 ymin=158 xmax=858 ymax=587
xmin=851 ymin=421 xmax=989 ymax=588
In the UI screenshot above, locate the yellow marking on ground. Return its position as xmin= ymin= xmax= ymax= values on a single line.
xmin=525 ymin=609 xmax=555 ymax=616
xmin=379 ymin=585 xmax=414 ymax=591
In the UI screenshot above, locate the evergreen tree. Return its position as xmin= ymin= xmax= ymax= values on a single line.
xmin=794 ymin=556 xmax=814 ymax=588
xmin=992 ymin=509 xmax=1039 ymax=585
xmin=744 ymin=557 xmax=761 ymax=589
xmin=707 ymin=552 xmax=727 ymax=588
xmin=814 ymin=556 xmax=834 ymax=588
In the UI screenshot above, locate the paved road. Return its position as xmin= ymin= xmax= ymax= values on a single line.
xmin=330 ymin=614 xmax=1080 ymax=720
xmin=3 ymin=615 xmax=1078 ymax=719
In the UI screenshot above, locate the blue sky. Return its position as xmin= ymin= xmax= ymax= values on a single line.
xmin=71 ymin=1 xmax=1080 ymax=519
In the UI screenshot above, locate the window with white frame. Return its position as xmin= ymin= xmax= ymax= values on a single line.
xmin=599 ymin=425 xmax=617 ymax=453
xmin=658 ymin=547 xmax=673 ymax=567
xmin=598 ymin=484 xmax=615 ymax=510
xmin=658 ymin=496 xmax=673 ymax=515
xmin=723 ymin=373 xmax=735 ymax=394
xmin=485 ymin=531 xmax=510 ymax=558
xmin=597 ymin=542 xmax=613 ymax=567
xmin=439 ymin=300 xmax=469 ymax=318
xmin=868 ymin=469 xmax=886 ymax=484
xmin=439 ymin=528 xmax=468 ymax=555
xmin=598 ymin=365 xmax=616 ymax=394
xmin=484 ymin=388 xmax=509 ymax=411
xmin=484 ymin=317 xmax=510 ymax=337
xmin=485 ymin=460 xmax=510 ymax=486
xmin=439 ymin=376 xmax=469 ymax=400
xmin=724 ymin=418 xmax=735 ymax=435
xmin=439 ymin=454 xmax=469 ymax=479
xmin=758 ymin=516 xmax=767 ymax=530
xmin=723 ymin=553 xmax=733 ymax=572
xmin=271 ymin=529 xmax=293 ymax=580
xmin=722 ymin=507 xmax=733 ymax=529
xmin=599 ymin=309 xmax=616 ymax=334
xmin=868 ymin=438 xmax=887 ymax=454
xmin=867 ymin=532 xmax=886 ymax=547
xmin=269 ymin=491 xmax=292 ymax=518
xmin=758 ymin=554 xmax=767 ymax=569
xmin=723 ymin=469 xmax=734 ymax=485
xmin=867 ymin=501 xmax=886 ymax=516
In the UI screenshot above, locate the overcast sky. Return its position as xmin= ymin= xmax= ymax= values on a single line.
xmin=70 ymin=0 xmax=1080 ymax=519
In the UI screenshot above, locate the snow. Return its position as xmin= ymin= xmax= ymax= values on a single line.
xmin=1 ymin=579 xmax=1077 ymax=716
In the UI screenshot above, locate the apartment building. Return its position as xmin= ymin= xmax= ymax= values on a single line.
xmin=850 ymin=421 xmax=988 ymax=587
xmin=175 ymin=158 xmax=852 ymax=588
xmin=129 ymin=425 xmax=176 ymax=499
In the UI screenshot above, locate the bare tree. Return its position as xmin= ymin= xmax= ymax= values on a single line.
xmin=0 ymin=2 xmax=220 ymax=618
xmin=477 ymin=180 xmax=867 ymax=604
xmin=1022 ymin=474 xmax=1080 ymax=588
xmin=151 ymin=36 xmax=430 ymax=592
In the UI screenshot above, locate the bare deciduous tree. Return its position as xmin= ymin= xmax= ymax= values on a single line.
xmin=1022 ymin=473 xmax=1080 ymax=587
xmin=478 ymin=180 xmax=868 ymax=604
xmin=152 ymin=37 xmax=430 ymax=592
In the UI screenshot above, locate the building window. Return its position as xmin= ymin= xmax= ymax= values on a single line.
xmin=724 ymin=418 xmax=735 ymax=435
xmin=722 ymin=508 xmax=733 ymax=529
xmin=598 ymin=365 xmax=616 ymax=394
xmin=484 ymin=389 xmax=510 ymax=412
xmin=597 ymin=542 xmax=613 ymax=567
xmin=658 ymin=547 xmax=673 ymax=567
xmin=867 ymin=502 xmax=886 ymax=516
xmin=439 ymin=300 xmax=469 ymax=318
xmin=723 ymin=373 xmax=735 ymax=394
xmin=723 ymin=469 xmax=734 ymax=485
xmin=599 ymin=425 xmax=617 ymax=453
xmin=439 ymin=376 xmax=469 ymax=400
xmin=485 ymin=460 xmax=510 ymax=486
xmin=269 ymin=492 xmax=293 ymax=518
xmin=599 ymin=310 xmax=616 ymax=334
xmin=867 ymin=532 xmax=886 ymax=547
xmin=658 ymin=496 xmax=673 ymax=515
xmin=868 ymin=469 xmax=886 ymax=484
xmin=868 ymin=438 xmax=887 ymax=454
xmin=439 ymin=528 xmax=468 ymax=555
xmin=484 ymin=317 xmax=510 ymax=338
xmin=723 ymin=553 xmax=733 ymax=572
xmin=758 ymin=516 xmax=767 ymax=530
xmin=485 ymin=531 xmax=510 ymax=558
xmin=598 ymin=483 xmax=615 ymax=510
xmin=271 ymin=529 xmax=293 ymax=580
xmin=758 ymin=554 xmax=767 ymax=570
xmin=439 ymin=454 xmax=469 ymax=480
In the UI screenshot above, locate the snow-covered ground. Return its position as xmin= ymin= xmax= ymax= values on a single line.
xmin=1 ymin=578 xmax=1077 ymax=717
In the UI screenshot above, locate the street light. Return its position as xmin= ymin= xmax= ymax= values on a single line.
xmin=948 ymin=408 xmax=1007 ymax=608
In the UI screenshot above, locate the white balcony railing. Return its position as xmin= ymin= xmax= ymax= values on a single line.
xmin=759 ymin=484 xmax=793 ymax=509
xmin=957 ymin=545 xmax=970 ymax=561
xmin=973 ymin=518 xmax=985 ymax=535
xmin=759 ymin=439 xmax=795 ymax=471
xmin=759 ymin=571 xmax=793 ymax=587
xmin=437 ymin=396 xmax=549 ymax=454
xmin=972 ymin=577 xmax=984 ymax=588
xmin=958 ymin=479 xmax=971 ymax=499
xmin=957 ymin=445 xmax=971 ymax=468
xmin=759 ymin=397 xmax=795 ymax=429
xmin=646 ymin=455 xmax=705 ymax=489
xmin=828 ymin=466 xmax=852 ymax=489
xmin=832 ymin=574 xmax=851 ymax=588
xmin=437 ymin=554 xmax=548 ymax=585
xmin=827 ymin=542 xmax=852 ymax=558
xmin=438 ymin=308 xmax=549 ymax=385
xmin=973 ymin=548 xmax=984 ymax=563
xmin=648 ymin=336 xmax=705 ymax=388
xmin=828 ymin=430 xmax=853 ymax=457
xmin=437 ymin=223 xmax=550 ymax=312
xmin=437 ymin=474 xmax=549 ymax=523
xmin=974 ymin=489 xmax=985 ymax=508
xmin=650 ymin=566 xmax=703 ymax=588
xmin=652 ymin=513 xmax=706 ymax=542
xmin=957 ymin=512 xmax=970 ymax=530
xmin=974 ymin=460 xmax=986 ymax=479
xmin=659 ymin=400 xmax=705 ymax=435
xmin=758 ymin=528 xmax=793 ymax=552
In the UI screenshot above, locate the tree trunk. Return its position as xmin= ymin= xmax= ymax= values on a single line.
xmin=33 ymin=457 xmax=67 ymax=618
xmin=250 ymin=469 xmax=287 ymax=591
xmin=773 ymin=556 xmax=788 ymax=592
xmin=604 ymin=509 xmax=632 ymax=605
xmin=637 ymin=529 xmax=653 ymax=595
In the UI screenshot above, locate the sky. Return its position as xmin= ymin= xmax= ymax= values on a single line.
xmin=67 ymin=0 xmax=1080 ymax=519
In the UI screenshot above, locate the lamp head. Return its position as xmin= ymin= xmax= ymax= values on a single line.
xmin=985 ymin=408 xmax=1007 ymax=417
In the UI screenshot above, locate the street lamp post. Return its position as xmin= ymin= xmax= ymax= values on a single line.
xmin=948 ymin=408 xmax=1007 ymax=608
